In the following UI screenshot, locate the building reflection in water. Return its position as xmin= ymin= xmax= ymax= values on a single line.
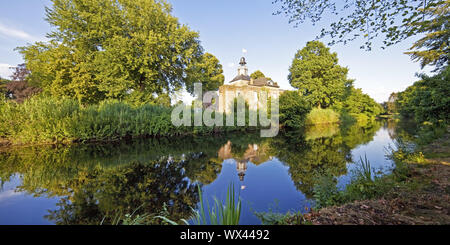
xmin=217 ymin=141 xmax=272 ymax=189
xmin=236 ymin=160 xmax=248 ymax=181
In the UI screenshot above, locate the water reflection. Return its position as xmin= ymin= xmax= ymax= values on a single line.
xmin=0 ymin=120 xmax=393 ymax=224
xmin=218 ymin=141 xmax=273 ymax=183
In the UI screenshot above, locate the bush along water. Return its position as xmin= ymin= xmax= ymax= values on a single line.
xmin=0 ymin=96 xmax=263 ymax=145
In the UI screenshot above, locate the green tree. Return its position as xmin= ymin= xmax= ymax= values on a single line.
xmin=250 ymin=70 xmax=273 ymax=81
xmin=405 ymin=1 xmax=449 ymax=71
xmin=342 ymin=87 xmax=384 ymax=119
xmin=396 ymin=66 xmax=450 ymax=123
xmin=18 ymin=0 xmax=204 ymax=104
xmin=288 ymin=41 xmax=350 ymax=109
xmin=386 ymin=93 xmax=398 ymax=115
xmin=274 ymin=0 xmax=449 ymax=70
xmin=274 ymin=0 xmax=444 ymax=49
xmin=250 ymin=70 xmax=265 ymax=79
xmin=185 ymin=52 xmax=225 ymax=94
xmin=279 ymin=91 xmax=311 ymax=129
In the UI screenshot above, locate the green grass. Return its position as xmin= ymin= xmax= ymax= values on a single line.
xmin=152 ymin=184 xmax=242 ymax=225
xmin=305 ymin=108 xmax=340 ymax=125
xmin=0 ymin=96 xmax=256 ymax=145
xmin=311 ymin=153 xmax=415 ymax=208
xmin=191 ymin=184 xmax=242 ymax=225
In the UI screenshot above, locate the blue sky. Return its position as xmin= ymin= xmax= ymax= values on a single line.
xmin=0 ymin=0 xmax=432 ymax=102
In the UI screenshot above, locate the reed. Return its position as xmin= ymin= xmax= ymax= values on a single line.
xmin=305 ymin=108 xmax=340 ymax=125
xmin=0 ymin=96 xmax=250 ymax=144
xmin=190 ymin=184 xmax=242 ymax=225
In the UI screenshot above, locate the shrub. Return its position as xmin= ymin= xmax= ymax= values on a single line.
xmin=396 ymin=66 xmax=450 ymax=124
xmin=311 ymin=155 xmax=408 ymax=208
xmin=305 ymin=108 xmax=340 ymax=125
xmin=0 ymin=95 xmax=255 ymax=144
xmin=279 ymin=91 xmax=311 ymax=129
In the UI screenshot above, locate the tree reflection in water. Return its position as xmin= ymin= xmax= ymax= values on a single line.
xmin=0 ymin=120 xmax=384 ymax=224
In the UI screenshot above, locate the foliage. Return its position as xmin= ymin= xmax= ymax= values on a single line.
xmin=405 ymin=1 xmax=450 ymax=71
xmin=0 ymin=96 xmax=235 ymax=144
xmin=312 ymin=155 xmax=411 ymax=208
xmin=0 ymin=96 xmax=170 ymax=143
xmin=0 ymin=94 xmax=263 ymax=144
xmin=250 ymin=70 xmax=266 ymax=80
xmin=0 ymin=116 xmax=388 ymax=224
xmin=254 ymin=205 xmax=307 ymax=225
xmin=268 ymin=127 xmax=357 ymax=197
xmin=0 ymin=132 xmax=265 ymax=200
xmin=279 ymin=91 xmax=311 ymax=129
xmin=396 ymin=66 xmax=450 ymax=123
xmin=3 ymin=64 xmax=41 ymax=103
xmin=340 ymin=87 xmax=384 ymax=121
xmin=185 ymin=52 xmax=225 ymax=94
xmin=122 ymin=183 xmax=242 ymax=225
xmin=274 ymin=0 xmax=446 ymax=52
xmin=304 ymin=124 xmax=339 ymax=141
xmin=190 ymin=184 xmax=242 ymax=225
xmin=250 ymin=70 xmax=273 ymax=81
xmin=288 ymin=41 xmax=350 ymax=109
xmin=103 ymin=205 xmax=153 ymax=225
xmin=18 ymin=0 xmax=209 ymax=104
xmin=312 ymin=175 xmax=342 ymax=209
xmin=305 ymin=108 xmax=340 ymax=125
xmin=384 ymin=93 xmax=398 ymax=115
xmin=0 ymin=78 xmax=9 ymax=98
xmin=43 ymin=159 xmax=199 ymax=225
xmin=388 ymin=137 xmax=428 ymax=164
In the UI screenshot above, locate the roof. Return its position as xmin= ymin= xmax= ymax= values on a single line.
xmin=251 ymin=77 xmax=280 ymax=88
xmin=229 ymin=74 xmax=280 ymax=88
xmin=230 ymin=74 xmax=251 ymax=83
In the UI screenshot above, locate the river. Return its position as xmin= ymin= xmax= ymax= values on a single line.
xmin=0 ymin=120 xmax=400 ymax=224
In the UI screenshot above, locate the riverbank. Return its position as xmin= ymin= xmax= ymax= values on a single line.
xmin=0 ymin=96 xmax=264 ymax=147
xmin=297 ymin=163 xmax=449 ymax=225
xmin=283 ymin=129 xmax=450 ymax=225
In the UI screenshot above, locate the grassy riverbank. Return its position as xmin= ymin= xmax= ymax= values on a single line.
xmin=261 ymin=125 xmax=450 ymax=225
xmin=0 ymin=96 xmax=260 ymax=146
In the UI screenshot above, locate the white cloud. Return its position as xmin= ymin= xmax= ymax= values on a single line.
xmin=227 ymin=62 xmax=235 ymax=68
xmin=0 ymin=23 xmax=39 ymax=41
xmin=0 ymin=63 xmax=14 ymax=79
xmin=0 ymin=189 xmax=21 ymax=203
xmin=242 ymin=48 xmax=248 ymax=54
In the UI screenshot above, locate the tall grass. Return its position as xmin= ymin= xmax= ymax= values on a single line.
xmin=305 ymin=108 xmax=340 ymax=125
xmin=312 ymin=154 xmax=395 ymax=208
xmin=0 ymin=96 xmax=251 ymax=144
xmin=355 ymin=155 xmax=373 ymax=182
xmin=191 ymin=184 xmax=242 ymax=225
xmin=153 ymin=184 xmax=242 ymax=225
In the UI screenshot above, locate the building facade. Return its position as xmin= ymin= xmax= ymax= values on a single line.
xmin=218 ymin=57 xmax=284 ymax=113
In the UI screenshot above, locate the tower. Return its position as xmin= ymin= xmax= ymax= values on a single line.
xmin=237 ymin=57 xmax=248 ymax=76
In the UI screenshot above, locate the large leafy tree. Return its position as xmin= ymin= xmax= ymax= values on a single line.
xmin=396 ymin=66 xmax=450 ymax=123
xmin=342 ymin=87 xmax=384 ymax=118
xmin=250 ymin=70 xmax=266 ymax=80
xmin=288 ymin=41 xmax=350 ymax=109
xmin=250 ymin=70 xmax=273 ymax=81
xmin=185 ymin=52 xmax=225 ymax=94
xmin=279 ymin=91 xmax=311 ymax=129
xmin=18 ymin=0 xmax=209 ymax=104
xmin=274 ymin=0 xmax=449 ymax=70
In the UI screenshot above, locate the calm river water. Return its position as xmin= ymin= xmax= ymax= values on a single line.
xmin=0 ymin=120 xmax=402 ymax=224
